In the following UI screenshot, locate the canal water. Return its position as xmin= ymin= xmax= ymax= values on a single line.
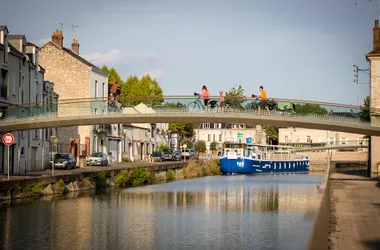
xmin=0 ymin=174 xmax=323 ymax=250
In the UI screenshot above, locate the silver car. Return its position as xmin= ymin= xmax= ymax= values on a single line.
xmin=86 ymin=152 xmax=108 ymax=166
xmin=54 ymin=153 xmax=76 ymax=170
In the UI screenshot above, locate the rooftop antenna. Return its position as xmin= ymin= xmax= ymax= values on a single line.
xmin=59 ymin=23 xmax=64 ymax=32
xmin=71 ymin=24 xmax=80 ymax=40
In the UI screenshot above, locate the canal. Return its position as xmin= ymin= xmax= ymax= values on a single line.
xmin=0 ymin=174 xmax=323 ymax=250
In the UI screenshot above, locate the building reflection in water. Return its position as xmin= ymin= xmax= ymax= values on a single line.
xmin=0 ymin=174 xmax=322 ymax=250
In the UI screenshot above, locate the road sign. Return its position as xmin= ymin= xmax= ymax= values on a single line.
xmin=2 ymin=133 xmax=14 ymax=180
xmin=246 ymin=137 xmax=252 ymax=144
xmin=237 ymin=132 xmax=243 ymax=138
xmin=2 ymin=133 xmax=14 ymax=146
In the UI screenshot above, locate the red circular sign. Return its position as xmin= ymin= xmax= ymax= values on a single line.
xmin=2 ymin=133 xmax=14 ymax=146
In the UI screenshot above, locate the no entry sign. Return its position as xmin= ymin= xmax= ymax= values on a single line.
xmin=2 ymin=133 xmax=14 ymax=146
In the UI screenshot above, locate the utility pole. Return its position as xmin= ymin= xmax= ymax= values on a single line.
xmin=353 ymin=65 xmax=370 ymax=84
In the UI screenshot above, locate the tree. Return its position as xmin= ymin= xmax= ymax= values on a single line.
xmin=169 ymin=123 xmax=195 ymax=139
xmin=263 ymin=125 xmax=279 ymax=145
xmin=121 ymin=74 xmax=163 ymax=106
xmin=180 ymin=138 xmax=193 ymax=149
xmin=359 ymin=96 xmax=370 ymax=121
xmin=225 ymin=85 xmax=245 ymax=110
xmin=294 ymin=103 xmax=328 ymax=115
xmin=101 ymin=65 xmax=124 ymax=85
xmin=194 ymin=140 xmax=207 ymax=153
xmin=165 ymin=102 xmax=186 ymax=108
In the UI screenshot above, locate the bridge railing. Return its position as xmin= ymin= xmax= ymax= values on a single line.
xmin=0 ymin=96 xmax=376 ymax=127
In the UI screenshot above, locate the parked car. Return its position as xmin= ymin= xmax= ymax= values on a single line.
xmin=163 ymin=148 xmax=175 ymax=161
xmin=86 ymin=152 xmax=108 ymax=166
xmin=173 ymin=151 xmax=182 ymax=161
xmin=53 ymin=153 xmax=76 ymax=170
xmin=152 ymin=151 xmax=165 ymax=162
xmin=181 ymin=149 xmax=199 ymax=159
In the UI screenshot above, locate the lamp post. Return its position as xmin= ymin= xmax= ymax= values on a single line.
xmin=183 ymin=143 xmax=187 ymax=162
xmin=50 ymin=136 xmax=59 ymax=176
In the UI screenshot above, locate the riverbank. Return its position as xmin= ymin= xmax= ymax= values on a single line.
xmin=0 ymin=159 xmax=221 ymax=202
xmin=328 ymin=172 xmax=380 ymax=250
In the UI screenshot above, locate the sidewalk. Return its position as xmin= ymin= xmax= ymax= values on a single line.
xmin=329 ymin=172 xmax=380 ymax=250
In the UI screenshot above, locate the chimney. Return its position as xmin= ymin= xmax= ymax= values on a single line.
xmin=374 ymin=20 xmax=380 ymax=49
xmin=51 ymin=29 xmax=63 ymax=47
xmin=71 ymin=39 xmax=80 ymax=55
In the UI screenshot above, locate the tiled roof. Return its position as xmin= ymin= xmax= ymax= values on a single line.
xmin=26 ymin=42 xmax=39 ymax=49
xmin=366 ymin=46 xmax=380 ymax=57
xmin=108 ymin=82 xmax=121 ymax=94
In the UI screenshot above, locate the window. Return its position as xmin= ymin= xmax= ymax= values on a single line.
xmin=285 ymin=135 xmax=289 ymax=143
xmin=214 ymin=123 xmax=221 ymax=129
xmin=306 ymin=136 xmax=311 ymax=143
xmin=102 ymin=82 xmax=105 ymax=97
xmin=329 ymin=137 xmax=334 ymax=145
xmin=208 ymin=134 xmax=211 ymax=142
xmin=95 ymin=80 xmax=98 ymax=98
xmin=213 ymin=134 xmax=216 ymax=141
xmin=341 ymin=137 xmax=347 ymax=145
xmin=219 ymin=134 xmax=222 ymax=142
xmin=34 ymin=129 xmax=38 ymax=139
xmin=202 ymin=123 xmax=210 ymax=129
xmin=0 ymin=69 xmax=7 ymax=98
xmin=296 ymin=136 xmax=300 ymax=142
xmin=11 ymin=73 xmax=16 ymax=96
xmin=45 ymin=128 xmax=49 ymax=140
xmin=94 ymin=108 xmax=97 ymax=115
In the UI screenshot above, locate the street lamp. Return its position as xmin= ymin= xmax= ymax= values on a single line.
xmin=183 ymin=143 xmax=187 ymax=162
xmin=50 ymin=135 xmax=59 ymax=176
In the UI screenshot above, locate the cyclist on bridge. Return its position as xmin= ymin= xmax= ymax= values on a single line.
xmin=199 ymin=85 xmax=210 ymax=111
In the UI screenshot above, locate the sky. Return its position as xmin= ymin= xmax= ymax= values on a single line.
xmin=1 ymin=0 xmax=380 ymax=105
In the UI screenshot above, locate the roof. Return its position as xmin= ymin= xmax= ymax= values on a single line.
xmin=0 ymin=26 xmax=9 ymax=33
xmin=108 ymin=82 xmax=121 ymax=94
xmin=26 ymin=42 xmax=39 ymax=49
xmin=7 ymin=43 xmax=23 ymax=57
xmin=8 ymin=34 xmax=26 ymax=39
xmin=41 ymin=41 xmax=108 ymax=76
xmin=366 ymin=46 xmax=380 ymax=58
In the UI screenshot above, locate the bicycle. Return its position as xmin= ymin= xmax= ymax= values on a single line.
xmin=187 ymin=92 xmax=219 ymax=112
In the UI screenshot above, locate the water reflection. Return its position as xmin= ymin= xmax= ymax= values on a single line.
xmin=0 ymin=174 xmax=323 ymax=250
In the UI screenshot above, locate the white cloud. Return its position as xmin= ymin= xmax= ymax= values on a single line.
xmin=82 ymin=49 xmax=164 ymax=79
xmin=32 ymin=37 xmax=50 ymax=47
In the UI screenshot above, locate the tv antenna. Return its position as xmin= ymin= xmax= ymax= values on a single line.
xmin=353 ymin=65 xmax=370 ymax=84
xmin=59 ymin=23 xmax=64 ymax=32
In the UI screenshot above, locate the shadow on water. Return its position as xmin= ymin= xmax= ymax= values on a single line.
xmin=336 ymin=170 xmax=369 ymax=177
xmin=362 ymin=240 xmax=380 ymax=250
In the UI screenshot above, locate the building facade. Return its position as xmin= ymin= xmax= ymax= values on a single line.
xmin=0 ymin=25 xmax=57 ymax=174
xmin=195 ymin=123 xmax=266 ymax=153
xmin=39 ymin=30 xmax=109 ymax=163
xmin=279 ymin=127 xmax=367 ymax=150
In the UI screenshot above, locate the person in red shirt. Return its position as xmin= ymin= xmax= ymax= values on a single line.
xmin=200 ymin=85 xmax=209 ymax=111
xmin=219 ymin=90 xmax=225 ymax=111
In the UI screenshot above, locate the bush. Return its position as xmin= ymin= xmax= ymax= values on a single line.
xmin=31 ymin=182 xmax=44 ymax=194
xmin=147 ymin=169 xmax=158 ymax=184
xmin=180 ymin=139 xmax=193 ymax=149
xmin=96 ymin=170 xmax=108 ymax=188
xmin=122 ymin=157 xmax=131 ymax=162
xmin=166 ymin=169 xmax=175 ymax=181
xmin=82 ymin=177 xmax=91 ymax=186
xmin=209 ymin=160 xmax=221 ymax=176
xmin=210 ymin=141 xmax=218 ymax=150
xmin=194 ymin=140 xmax=206 ymax=153
xmin=131 ymin=168 xmax=149 ymax=187
xmin=114 ymin=169 xmax=133 ymax=187
xmin=157 ymin=144 xmax=169 ymax=152
xmin=55 ymin=179 xmax=66 ymax=194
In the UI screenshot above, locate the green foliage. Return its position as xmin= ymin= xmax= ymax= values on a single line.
xmin=194 ymin=140 xmax=207 ymax=153
xmin=165 ymin=102 xmax=186 ymax=108
xmin=359 ymin=96 xmax=370 ymax=121
xmin=147 ymin=169 xmax=158 ymax=184
xmin=121 ymin=74 xmax=163 ymax=106
xmin=82 ymin=177 xmax=91 ymax=187
xmin=180 ymin=138 xmax=193 ymax=149
xmin=122 ymin=157 xmax=132 ymax=162
xmin=210 ymin=141 xmax=218 ymax=150
xmin=114 ymin=170 xmax=133 ymax=187
xmin=31 ymin=182 xmax=44 ymax=194
xmin=101 ymin=65 xmax=124 ymax=86
xmin=96 ymin=170 xmax=108 ymax=188
xmin=131 ymin=168 xmax=149 ymax=187
xmin=209 ymin=160 xmax=221 ymax=175
xmin=294 ymin=103 xmax=328 ymax=115
xmin=169 ymin=123 xmax=195 ymax=139
xmin=225 ymin=85 xmax=245 ymax=110
xmin=166 ymin=169 xmax=176 ymax=181
xmin=55 ymin=179 xmax=66 ymax=194
xmin=157 ymin=144 xmax=169 ymax=152
xmin=263 ymin=126 xmax=279 ymax=144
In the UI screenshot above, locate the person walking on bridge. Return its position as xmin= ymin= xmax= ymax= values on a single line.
xmin=200 ymin=85 xmax=210 ymax=111
xmin=257 ymin=86 xmax=270 ymax=114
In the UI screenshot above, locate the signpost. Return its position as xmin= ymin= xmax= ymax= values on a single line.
xmin=237 ymin=132 xmax=243 ymax=138
xmin=183 ymin=144 xmax=187 ymax=163
xmin=2 ymin=133 xmax=15 ymax=180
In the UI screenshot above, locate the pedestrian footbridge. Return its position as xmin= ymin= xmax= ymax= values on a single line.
xmin=0 ymin=96 xmax=379 ymax=135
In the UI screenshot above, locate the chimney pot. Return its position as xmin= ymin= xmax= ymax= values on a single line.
xmin=71 ymin=39 xmax=79 ymax=55
xmin=374 ymin=20 xmax=380 ymax=49
xmin=376 ymin=20 xmax=379 ymax=27
xmin=60 ymin=30 xmax=62 ymax=35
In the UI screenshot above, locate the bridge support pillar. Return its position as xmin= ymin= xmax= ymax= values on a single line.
xmin=369 ymin=136 xmax=380 ymax=179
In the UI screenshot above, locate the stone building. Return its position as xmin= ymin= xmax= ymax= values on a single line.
xmin=39 ymin=30 xmax=109 ymax=163
xmin=0 ymin=25 xmax=58 ymax=173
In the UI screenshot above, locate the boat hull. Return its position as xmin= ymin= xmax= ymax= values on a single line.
xmin=220 ymin=157 xmax=309 ymax=174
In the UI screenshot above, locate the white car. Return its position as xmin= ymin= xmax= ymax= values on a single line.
xmin=86 ymin=152 xmax=108 ymax=166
